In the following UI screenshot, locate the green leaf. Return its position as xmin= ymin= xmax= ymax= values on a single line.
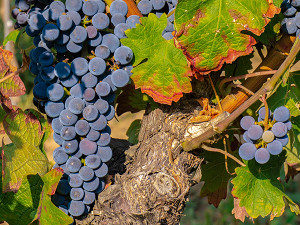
xmin=267 ymin=75 xmax=300 ymax=117
xmin=200 ymin=150 xmax=238 ymax=207
xmin=0 ymin=47 xmax=26 ymax=99
xmin=126 ymin=119 xmax=142 ymax=145
xmin=121 ymin=13 xmax=192 ymax=105
xmin=31 ymin=169 xmax=74 ymax=225
xmin=2 ymin=109 xmax=50 ymax=192
xmin=116 ymin=84 xmax=158 ymax=116
xmin=3 ymin=30 xmax=21 ymax=46
xmin=0 ymin=168 xmax=73 ymax=225
xmin=285 ymin=116 xmax=300 ymax=165
xmin=231 ymin=153 xmax=300 ymax=219
xmin=0 ymin=173 xmax=44 ymax=225
xmin=174 ymin=0 xmax=280 ymax=74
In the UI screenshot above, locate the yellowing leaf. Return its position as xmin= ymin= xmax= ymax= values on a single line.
xmin=174 ymin=0 xmax=280 ymax=74
xmin=2 ymin=109 xmax=50 ymax=192
xmin=121 ymin=13 xmax=192 ymax=105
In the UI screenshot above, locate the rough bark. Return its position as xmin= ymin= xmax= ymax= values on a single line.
xmin=76 ymin=98 xmax=208 ymax=225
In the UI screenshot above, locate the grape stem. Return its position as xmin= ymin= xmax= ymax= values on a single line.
xmin=260 ymin=94 xmax=269 ymax=130
xmin=219 ymin=70 xmax=277 ymax=96
xmin=223 ymin=137 xmax=236 ymax=175
xmin=229 ymin=83 xmax=255 ymax=96
xmin=201 ymin=144 xmax=246 ymax=167
xmin=208 ymin=74 xmax=223 ymax=112
xmin=182 ymin=37 xmax=300 ymax=152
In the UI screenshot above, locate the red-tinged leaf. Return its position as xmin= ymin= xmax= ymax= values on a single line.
xmin=121 ymin=13 xmax=192 ymax=105
xmin=0 ymin=47 xmax=26 ymax=99
xmin=174 ymin=0 xmax=281 ymax=75
xmin=32 ymin=168 xmax=73 ymax=225
xmin=200 ymin=149 xmax=237 ymax=207
xmin=2 ymin=109 xmax=50 ymax=192
xmin=232 ymin=198 xmax=253 ymax=222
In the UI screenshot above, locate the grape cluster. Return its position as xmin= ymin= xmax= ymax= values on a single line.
xmin=137 ymin=0 xmax=178 ymax=40
xmin=239 ymin=106 xmax=291 ymax=164
xmin=12 ymin=0 xmax=139 ymax=218
xmin=281 ymin=0 xmax=300 ymax=36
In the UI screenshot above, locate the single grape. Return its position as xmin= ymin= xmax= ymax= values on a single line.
xmin=111 ymin=13 xmax=126 ymax=26
xmin=66 ymin=0 xmax=82 ymax=11
xmin=53 ymin=147 xmax=69 ymax=165
xmin=273 ymin=106 xmax=290 ymax=122
xmin=79 ymin=166 xmax=95 ymax=181
xmin=255 ymin=148 xmax=270 ymax=164
xmin=68 ymin=98 xmax=85 ymax=114
xmin=96 ymin=146 xmax=112 ymax=162
xmin=247 ymin=125 xmax=263 ymax=140
xmin=79 ymin=138 xmax=97 ymax=155
xmin=75 ymin=120 xmax=91 ymax=136
xmin=94 ymin=99 xmax=109 ymax=114
xmin=262 ymin=130 xmax=275 ymax=143
xmin=49 ymin=1 xmax=65 ymax=20
xmin=67 ymin=10 xmax=82 ymax=25
xmin=66 ymin=156 xmax=82 ymax=173
xmin=89 ymin=57 xmax=106 ymax=75
xmin=53 ymin=132 xmax=64 ymax=145
xmin=102 ymin=34 xmax=120 ymax=53
xmin=110 ymin=0 xmax=128 ymax=16
xmin=70 ymin=83 xmax=85 ymax=98
xmin=276 ymin=135 xmax=289 ymax=147
xmin=272 ymin=122 xmax=288 ymax=138
xmin=83 ymin=191 xmax=95 ymax=205
xmin=95 ymin=82 xmax=111 ymax=97
xmin=71 ymin=57 xmax=89 ymax=76
xmin=86 ymin=25 xmax=97 ymax=39
xmin=83 ymin=105 xmax=99 ymax=121
xmin=59 ymin=205 xmax=68 ymax=215
xmin=97 ymin=132 xmax=111 ymax=146
xmin=62 ymin=139 xmax=79 ymax=154
xmin=33 ymin=82 xmax=48 ymax=100
xmin=68 ymin=200 xmax=85 ymax=217
xmin=60 ymin=126 xmax=77 ymax=140
xmin=70 ymin=26 xmax=87 ymax=43
xmin=95 ymin=45 xmax=111 ymax=59
xmin=88 ymin=32 xmax=103 ymax=47
xmin=94 ymin=162 xmax=108 ymax=178
xmin=162 ymin=32 xmax=174 ymax=40
xmin=70 ymin=188 xmax=84 ymax=201
xmin=151 ymin=0 xmax=165 ymax=10
xmin=68 ymin=173 xmax=84 ymax=188
xmin=94 ymin=179 xmax=105 ymax=193
xmin=52 ymin=118 xmax=63 ymax=134
xmin=85 ymin=154 xmax=101 ymax=169
xmin=267 ymin=140 xmax=283 ymax=155
xmin=281 ymin=18 xmax=297 ymax=35
xmin=82 ymin=0 xmax=99 ymax=16
xmin=89 ymin=115 xmax=107 ymax=131
xmin=126 ymin=15 xmax=140 ymax=28
xmin=114 ymin=23 xmax=130 ymax=39
xmin=45 ymin=101 xmax=65 ymax=118
xmin=40 ymin=66 xmax=56 ymax=82
xmin=240 ymin=116 xmax=255 ymax=130
xmin=38 ymin=51 xmax=54 ymax=66
xmin=242 ymin=131 xmax=253 ymax=143
xmin=28 ymin=13 xmax=46 ymax=31
xmin=82 ymin=177 xmax=99 ymax=191
xmin=42 ymin=23 xmax=60 ymax=41
xmin=111 ymin=69 xmax=130 ymax=88
xmin=59 ymin=109 xmax=78 ymax=126
xmin=92 ymin=13 xmax=109 ymax=30
xmin=114 ymin=46 xmax=133 ymax=65
xmin=54 ymin=62 xmax=71 ymax=79
xmin=83 ymin=88 xmax=96 ymax=102
xmin=82 ymin=73 xmax=98 ymax=88
xmin=104 ymin=105 xmax=115 ymax=121
xmin=138 ymin=0 xmax=153 ymax=15
xmin=284 ymin=121 xmax=292 ymax=131
xmin=60 ymin=74 xmax=79 ymax=88
xmin=238 ymin=143 xmax=257 ymax=160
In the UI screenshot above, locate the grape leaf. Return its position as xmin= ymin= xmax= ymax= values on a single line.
xmin=0 ymin=173 xmax=44 ymax=225
xmin=3 ymin=30 xmax=21 ymax=46
xmin=116 ymin=84 xmax=158 ymax=116
xmin=126 ymin=119 xmax=142 ymax=145
xmin=174 ymin=0 xmax=280 ymax=74
xmin=200 ymin=150 xmax=238 ymax=207
xmin=121 ymin=13 xmax=192 ymax=105
xmin=31 ymin=168 xmax=74 ymax=225
xmin=232 ymin=198 xmax=252 ymax=222
xmin=0 ymin=168 xmax=73 ymax=225
xmin=0 ymin=47 xmax=26 ymax=99
xmin=231 ymin=153 xmax=300 ymax=220
xmin=2 ymin=109 xmax=50 ymax=192
xmin=285 ymin=116 xmax=300 ymax=165
xmin=267 ymin=75 xmax=300 ymax=117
